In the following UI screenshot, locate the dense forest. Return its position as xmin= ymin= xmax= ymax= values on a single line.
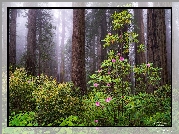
xmin=2 ymin=2 xmax=177 ymax=131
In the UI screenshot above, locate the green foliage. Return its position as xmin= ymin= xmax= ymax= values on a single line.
xmin=80 ymin=91 xmax=111 ymax=126
xmin=112 ymin=10 xmax=132 ymax=30
xmin=9 ymin=68 xmax=37 ymax=113
xmin=78 ymin=88 xmax=171 ymax=126
xmin=9 ymin=67 xmax=82 ymax=126
xmin=88 ymin=49 xmax=131 ymax=97
xmin=58 ymin=115 xmax=79 ymax=126
xmin=154 ymin=84 xmax=171 ymax=98
xmin=142 ymin=111 xmax=171 ymax=126
xmin=32 ymin=78 xmax=81 ymax=126
xmin=134 ymin=63 xmax=162 ymax=93
xmin=124 ymin=92 xmax=171 ymax=126
xmin=137 ymin=44 xmax=145 ymax=53
xmin=9 ymin=111 xmax=38 ymax=126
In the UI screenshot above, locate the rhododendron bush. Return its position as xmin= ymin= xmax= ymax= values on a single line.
xmin=86 ymin=9 xmax=171 ymax=126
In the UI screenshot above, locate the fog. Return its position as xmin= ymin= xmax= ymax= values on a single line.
xmin=14 ymin=8 xmax=73 ymax=80
xmin=7 ymin=2 xmax=171 ymax=83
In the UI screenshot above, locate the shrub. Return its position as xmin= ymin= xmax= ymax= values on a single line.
xmin=87 ymin=9 xmax=171 ymax=126
xmin=9 ymin=68 xmax=37 ymax=113
xmin=79 ymin=90 xmax=126 ymax=126
xmin=32 ymin=79 xmax=81 ymax=126
xmin=79 ymin=91 xmax=108 ymax=126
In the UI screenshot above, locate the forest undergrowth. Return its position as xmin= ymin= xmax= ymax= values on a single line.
xmin=8 ymin=68 xmax=171 ymax=126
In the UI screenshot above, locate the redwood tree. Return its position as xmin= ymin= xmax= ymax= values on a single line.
xmin=147 ymin=9 xmax=168 ymax=93
xmin=9 ymin=9 xmax=17 ymax=71
xmin=60 ymin=10 xmax=65 ymax=83
xmin=26 ymin=9 xmax=37 ymax=76
xmin=72 ymin=9 xmax=87 ymax=95
xmin=134 ymin=9 xmax=146 ymax=94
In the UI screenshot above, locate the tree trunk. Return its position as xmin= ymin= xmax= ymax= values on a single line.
xmin=26 ymin=9 xmax=37 ymax=76
xmin=56 ymin=11 xmax=61 ymax=83
xmin=134 ymin=9 xmax=145 ymax=64
xmin=38 ymin=10 xmax=42 ymax=77
xmin=147 ymin=9 xmax=168 ymax=93
xmin=97 ymin=26 xmax=101 ymax=69
xmin=60 ymin=10 xmax=65 ymax=83
xmin=134 ymin=9 xmax=146 ymax=94
xmin=72 ymin=9 xmax=87 ymax=95
xmin=9 ymin=9 xmax=17 ymax=71
xmin=100 ymin=9 xmax=107 ymax=62
xmin=92 ymin=35 xmax=96 ymax=73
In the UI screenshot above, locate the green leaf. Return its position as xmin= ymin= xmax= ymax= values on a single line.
xmin=66 ymin=121 xmax=73 ymax=126
xmin=27 ymin=123 xmax=33 ymax=126
xmin=78 ymin=123 xmax=85 ymax=126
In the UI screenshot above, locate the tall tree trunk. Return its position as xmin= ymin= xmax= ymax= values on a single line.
xmin=72 ymin=9 xmax=87 ymax=95
xmin=134 ymin=9 xmax=146 ymax=94
xmin=38 ymin=10 xmax=42 ymax=77
xmin=91 ymin=36 xmax=96 ymax=73
xmin=91 ymin=35 xmax=96 ymax=73
xmin=60 ymin=10 xmax=65 ymax=83
xmin=100 ymin=9 xmax=107 ymax=62
xmin=97 ymin=26 xmax=101 ymax=69
xmin=26 ymin=9 xmax=37 ymax=76
xmin=56 ymin=11 xmax=61 ymax=83
xmin=147 ymin=9 xmax=168 ymax=93
xmin=134 ymin=9 xmax=145 ymax=64
xmin=9 ymin=9 xmax=17 ymax=71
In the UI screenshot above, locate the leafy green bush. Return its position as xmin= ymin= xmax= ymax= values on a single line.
xmin=79 ymin=91 xmax=109 ymax=126
xmin=9 ymin=68 xmax=37 ymax=113
xmin=9 ymin=68 xmax=82 ymax=126
xmin=79 ymin=90 xmax=128 ymax=126
xmin=32 ymin=78 xmax=81 ymax=126
xmin=9 ymin=111 xmax=38 ymax=126
xmin=78 ymin=90 xmax=171 ymax=126
xmin=123 ymin=93 xmax=162 ymax=126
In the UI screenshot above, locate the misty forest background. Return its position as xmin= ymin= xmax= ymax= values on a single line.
xmin=5 ymin=2 xmax=174 ymax=127
xmin=8 ymin=4 xmax=171 ymax=90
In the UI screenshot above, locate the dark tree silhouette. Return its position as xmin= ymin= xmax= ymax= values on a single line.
xmin=26 ymin=9 xmax=37 ymax=76
xmin=72 ymin=9 xmax=87 ymax=95
xmin=147 ymin=9 xmax=168 ymax=93
xmin=9 ymin=9 xmax=17 ymax=71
